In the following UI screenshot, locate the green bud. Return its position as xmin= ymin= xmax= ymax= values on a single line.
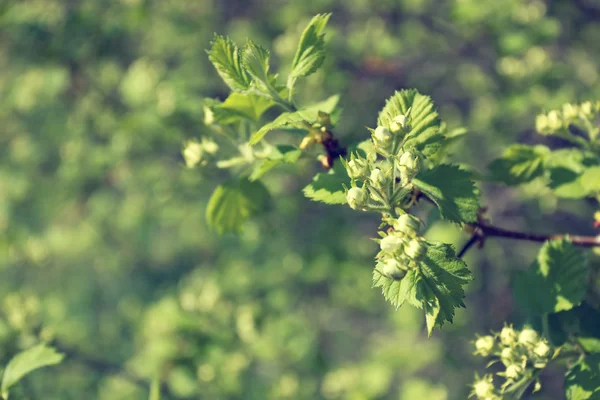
xmin=547 ymin=110 xmax=562 ymax=130
xmin=369 ymin=168 xmax=386 ymax=187
xmin=500 ymin=347 xmax=516 ymax=366
xmin=380 ymin=234 xmax=405 ymax=254
xmin=581 ymin=101 xmax=593 ymax=117
xmin=505 ymin=364 xmax=523 ymax=380
xmin=404 ymin=238 xmax=426 ymax=260
xmin=390 ymin=114 xmax=408 ymax=132
xmin=183 ymin=140 xmax=204 ymax=168
xmin=347 ymin=187 xmax=367 ymax=210
xmin=562 ymin=103 xmax=579 ymax=120
xmin=380 ymin=258 xmax=407 ymax=281
xmin=473 ymin=376 xmax=496 ymax=399
xmin=500 ymin=326 xmax=517 ymax=346
xmin=534 ymin=340 xmax=551 ymax=358
xmin=474 ymin=335 xmax=495 ymax=356
xmin=535 ymin=114 xmax=549 ymax=134
xmin=373 ymin=126 xmax=391 ymax=142
xmin=347 ymin=158 xmax=369 ymax=179
xmin=518 ymin=328 xmax=538 ymax=346
xmin=393 ymin=214 xmax=421 ymax=236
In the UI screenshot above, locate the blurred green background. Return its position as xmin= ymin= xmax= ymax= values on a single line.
xmin=1 ymin=0 xmax=599 ymax=399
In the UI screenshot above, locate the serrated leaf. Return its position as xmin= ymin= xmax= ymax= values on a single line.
xmin=487 ymin=144 xmax=549 ymax=185
xmin=248 ymin=95 xmax=339 ymax=145
xmin=378 ymin=90 xmax=442 ymax=155
xmin=242 ymin=40 xmax=271 ymax=85
xmin=303 ymin=161 xmax=350 ymax=204
xmin=207 ymin=35 xmax=251 ymax=91
xmin=220 ymin=93 xmax=276 ymax=122
xmin=565 ymin=355 xmax=600 ymax=400
xmin=249 ymin=145 xmax=302 ymax=181
xmin=373 ymin=242 xmax=471 ymax=336
xmin=206 ymin=178 xmax=271 ymax=234
xmin=514 ymin=239 xmax=588 ymax=314
xmin=2 ymin=344 xmax=65 ymax=395
xmin=412 ymin=165 xmax=479 ymax=224
xmin=289 ymin=13 xmax=331 ymax=84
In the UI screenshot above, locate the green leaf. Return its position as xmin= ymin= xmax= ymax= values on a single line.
xmin=206 ymin=178 xmax=272 ymax=234
xmin=580 ymin=166 xmax=600 ymax=195
xmin=412 ymin=165 xmax=479 ymax=224
xmin=249 ymin=145 xmax=302 ymax=181
xmin=1 ymin=344 xmax=65 ymax=395
xmin=546 ymin=149 xmax=600 ymax=198
xmin=207 ymin=35 xmax=251 ymax=91
xmin=248 ymin=112 xmax=308 ymax=145
xmin=373 ymin=242 xmax=471 ymax=336
xmin=377 ymin=90 xmax=442 ymax=155
xmin=514 ymin=239 xmax=588 ymax=314
xmin=220 ymin=93 xmax=276 ymax=121
xmin=248 ymin=95 xmax=339 ymax=145
xmin=487 ymin=144 xmax=549 ymax=185
xmin=241 ymin=40 xmax=271 ymax=85
xmin=303 ymin=161 xmax=350 ymax=204
xmin=288 ymin=14 xmax=331 ymax=84
xmin=549 ymin=303 xmax=600 ymax=352
xmin=565 ymin=355 xmax=600 ymax=400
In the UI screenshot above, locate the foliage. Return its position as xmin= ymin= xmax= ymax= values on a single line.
xmin=2 ymin=1 xmax=600 ymax=399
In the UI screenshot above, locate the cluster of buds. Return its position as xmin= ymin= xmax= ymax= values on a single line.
xmin=535 ymin=100 xmax=600 ymax=138
xmin=182 ymin=137 xmax=219 ymax=168
xmin=375 ymin=214 xmax=427 ymax=281
xmin=471 ymin=325 xmax=554 ymax=399
xmin=343 ymin=112 xmax=424 ymax=213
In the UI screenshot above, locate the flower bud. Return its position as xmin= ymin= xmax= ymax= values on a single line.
xmin=505 ymin=364 xmax=523 ymax=380
xmin=369 ymin=168 xmax=386 ymax=187
xmin=405 ymin=238 xmax=427 ymax=260
xmin=562 ymin=103 xmax=579 ymax=120
xmin=473 ymin=376 xmax=495 ymax=399
xmin=380 ymin=235 xmax=404 ymax=254
xmin=393 ymin=214 xmax=421 ymax=236
xmin=390 ymin=114 xmax=408 ymax=132
xmin=474 ymin=336 xmax=495 ymax=356
xmin=500 ymin=326 xmax=517 ymax=346
xmin=380 ymin=258 xmax=407 ymax=281
xmin=534 ymin=340 xmax=551 ymax=358
xmin=347 ymin=159 xmax=369 ymax=179
xmin=347 ymin=187 xmax=367 ymax=210
xmin=547 ymin=110 xmax=562 ymax=130
xmin=183 ymin=140 xmax=204 ymax=168
xmin=536 ymin=114 xmax=549 ymax=134
xmin=373 ymin=126 xmax=392 ymax=142
xmin=581 ymin=101 xmax=593 ymax=117
xmin=500 ymin=347 xmax=515 ymax=365
xmin=518 ymin=328 xmax=538 ymax=346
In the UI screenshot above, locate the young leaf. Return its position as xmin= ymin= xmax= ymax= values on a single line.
xmin=378 ymin=90 xmax=442 ymax=155
xmin=546 ymin=149 xmax=600 ymax=198
xmin=373 ymin=242 xmax=471 ymax=336
xmin=288 ymin=14 xmax=331 ymax=88
xmin=241 ymin=40 xmax=271 ymax=85
xmin=1 ymin=344 xmax=65 ymax=396
xmin=207 ymin=35 xmax=251 ymax=91
xmin=514 ymin=239 xmax=588 ymax=314
xmin=487 ymin=144 xmax=549 ymax=185
xmin=412 ymin=165 xmax=479 ymax=224
xmin=303 ymin=161 xmax=350 ymax=204
xmin=220 ymin=93 xmax=276 ymax=121
xmin=248 ymin=112 xmax=308 ymax=145
xmin=564 ymin=354 xmax=600 ymax=400
xmin=249 ymin=145 xmax=302 ymax=181
xmin=206 ymin=178 xmax=272 ymax=234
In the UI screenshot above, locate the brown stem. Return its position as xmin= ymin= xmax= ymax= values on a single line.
xmin=458 ymin=222 xmax=600 ymax=258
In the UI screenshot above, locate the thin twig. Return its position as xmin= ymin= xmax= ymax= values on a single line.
xmin=458 ymin=222 xmax=600 ymax=258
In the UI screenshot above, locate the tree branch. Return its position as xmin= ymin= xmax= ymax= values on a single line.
xmin=458 ymin=221 xmax=600 ymax=258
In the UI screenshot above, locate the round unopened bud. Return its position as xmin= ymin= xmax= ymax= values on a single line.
xmin=500 ymin=326 xmax=518 ymax=346
xmin=475 ymin=336 xmax=495 ymax=356
xmin=534 ymin=340 xmax=551 ymax=358
xmin=505 ymin=364 xmax=523 ymax=380
xmin=405 ymin=238 xmax=427 ymax=260
xmin=581 ymin=101 xmax=593 ymax=117
xmin=380 ymin=258 xmax=407 ymax=281
xmin=394 ymin=214 xmax=421 ymax=236
xmin=473 ymin=377 xmax=495 ymax=399
xmin=373 ymin=126 xmax=392 ymax=142
xmin=347 ymin=159 xmax=369 ymax=179
xmin=547 ymin=110 xmax=562 ymax=130
xmin=347 ymin=187 xmax=367 ymax=210
xmin=390 ymin=114 xmax=408 ymax=132
xmin=500 ymin=347 xmax=515 ymax=365
xmin=518 ymin=328 xmax=538 ymax=346
xmin=370 ymin=168 xmax=386 ymax=187
xmin=536 ymin=114 xmax=549 ymax=133
xmin=399 ymin=151 xmax=419 ymax=172
xmin=562 ymin=103 xmax=579 ymax=120
xmin=380 ymin=235 xmax=405 ymax=254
